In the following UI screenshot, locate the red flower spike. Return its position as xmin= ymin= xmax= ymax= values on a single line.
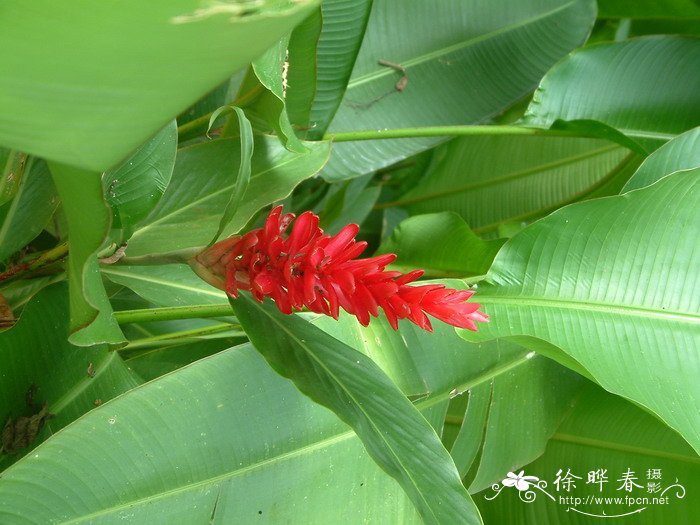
xmin=192 ymin=206 xmax=489 ymax=332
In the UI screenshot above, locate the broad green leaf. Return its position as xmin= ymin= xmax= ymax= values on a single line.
xmin=307 ymin=0 xmax=373 ymax=139
xmin=460 ymin=169 xmax=700 ymax=453
xmin=48 ymin=163 xmax=124 ymax=346
xmin=449 ymin=354 xmax=583 ymax=493
xmin=0 ymin=344 xmax=426 ymax=523
xmin=477 ymin=384 xmax=700 ymax=523
xmin=313 ymin=302 xmax=583 ymax=491
xmin=0 ymin=151 xmax=28 ymax=207
xmin=393 ymin=136 xmax=638 ymax=235
xmin=327 ymin=185 xmax=380 ymax=234
xmin=286 ymin=8 xmax=322 ymax=133
xmin=211 ymin=107 xmax=254 ymax=243
xmin=126 ymin=137 xmax=331 ymax=256
xmin=373 ymin=148 xmax=436 ymax=208
xmin=103 ymin=121 xmax=177 ymax=236
xmin=0 ymin=283 xmax=141 ymax=471
xmin=0 ymin=159 xmax=58 ymax=263
xmin=376 ymin=212 xmax=506 ymax=278
xmin=109 ymin=287 xmax=242 ymax=382
xmin=231 ymin=294 xmax=482 ymax=524
xmin=317 ymin=175 xmax=381 ymax=234
xmin=598 ymin=0 xmax=700 ymax=18
xmin=629 ymin=18 xmax=700 ymax=38
xmin=322 ymin=0 xmax=596 ymax=180
xmin=445 ymin=383 xmax=491 ymax=481
xmin=523 ymin=36 xmax=700 ymax=152
xmin=102 ymin=264 xmax=227 ymax=307
xmin=249 ymin=38 xmax=306 ymax=152
xmin=178 ymin=71 xmax=247 ymax=127
xmin=0 ymin=0 xmax=319 ymax=171
xmin=0 ymin=275 xmax=63 ymax=313
xmin=124 ymin=335 xmax=244 ymax=382
xmin=623 ymin=126 xmax=700 ymax=192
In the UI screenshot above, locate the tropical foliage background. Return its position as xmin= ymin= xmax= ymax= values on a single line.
xmin=0 ymin=0 xmax=698 ymax=523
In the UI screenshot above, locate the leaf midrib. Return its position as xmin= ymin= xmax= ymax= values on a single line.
xmin=253 ymin=302 xmax=441 ymax=523
xmin=347 ymin=1 xmax=578 ymax=89
xmin=61 ymin=431 xmax=358 ymax=525
xmin=101 ymin=267 xmax=226 ymax=300
xmin=481 ymin=296 xmax=700 ymax=325
xmin=472 ymin=151 xmax=639 ymax=234
xmin=386 ymin=263 xmax=486 ymax=279
xmin=551 ymin=433 xmax=700 ymax=465
xmin=395 ymin=144 xmax=620 ymax=207
xmin=55 ymin=346 xmax=536 ymax=523
xmin=49 ymin=352 xmax=128 ymax=414
xmin=128 ymin=146 xmax=316 ymax=240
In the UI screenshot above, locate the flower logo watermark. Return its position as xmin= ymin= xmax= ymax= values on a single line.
xmin=502 ymin=471 xmax=540 ymax=492
xmin=485 ymin=471 xmax=556 ymax=504
xmin=485 ymin=467 xmax=687 ymax=519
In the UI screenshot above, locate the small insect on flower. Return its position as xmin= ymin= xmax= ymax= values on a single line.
xmin=191 ymin=206 xmax=488 ymax=332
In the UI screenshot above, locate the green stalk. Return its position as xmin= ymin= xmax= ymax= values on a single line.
xmin=120 ymin=323 xmax=241 ymax=351
xmin=114 ymin=304 xmax=234 ymax=324
xmin=115 ymin=246 xmax=203 ymax=266
xmin=323 ymin=125 xmax=585 ymax=142
xmin=0 ymin=241 xmax=68 ymax=284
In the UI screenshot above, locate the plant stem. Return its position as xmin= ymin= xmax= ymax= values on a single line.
xmin=114 ymin=304 xmax=234 ymax=324
xmin=323 ymin=125 xmax=586 ymax=142
xmin=119 ymin=323 xmax=241 ymax=351
xmin=0 ymin=241 xmax=69 ymax=284
xmin=115 ymin=246 xmax=203 ymax=266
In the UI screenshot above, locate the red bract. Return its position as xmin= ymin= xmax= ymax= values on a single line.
xmin=193 ymin=206 xmax=488 ymax=332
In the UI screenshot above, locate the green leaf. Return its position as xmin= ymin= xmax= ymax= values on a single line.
xmin=317 ymin=175 xmax=381 ymax=234
xmin=623 ymin=126 xmax=700 ymax=192
xmin=178 ymin=71 xmax=247 ymax=127
xmin=0 ymin=275 xmax=63 ymax=314
xmin=477 ymin=384 xmax=700 ymax=523
xmin=250 ymin=38 xmax=307 ymax=152
xmin=376 ymin=212 xmax=505 ymax=278
xmin=0 ymin=344 xmax=426 ymax=523
xmin=393 ymin=136 xmax=639 ymax=235
xmin=460 ymin=169 xmax=700 ymax=453
xmin=48 ymin=163 xmax=124 ymax=346
xmin=629 ymin=18 xmax=700 ymax=37
xmin=523 ymin=36 xmax=700 ymax=152
xmin=0 ymin=151 xmax=28 ymax=208
xmin=110 ymin=289 xmax=242 ymax=382
xmin=449 ymin=354 xmax=583 ymax=493
xmin=126 ymin=137 xmax=331 ymax=256
xmin=0 ymin=159 xmax=58 ymax=263
xmin=103 ymin=121 xmax=177 ymax=235
xmin=231 ymin=294 xmax=482 ymax=524
xmin=211 ymin=107 xmax=254 ymax=243
xmin=0 ymin=292 xmax=581 ymax=523
xmin=597 ymin=0 xmax=700 ymax=18
xmin=286 ymin=8 xmax=322 ymax=133
xmin=0 ymin=283 xmax=141 ymax=470
xmin=307 ymin=0 xmax=373 ymax=139
xmin=102 ymin=264 xmax=227 ymax=307
xmin=0 ymin=0 xmax=319 ymax=171
xmin=313 ymin=307 xmax=583 ymax=492
xmin=322 ymin=0 xmax=596 ymax=180
xmin=124 ymin=335 xmax=244 ymax=382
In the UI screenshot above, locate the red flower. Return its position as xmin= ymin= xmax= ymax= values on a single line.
xmin=193 ymin=206 xmax=488 ymax=332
